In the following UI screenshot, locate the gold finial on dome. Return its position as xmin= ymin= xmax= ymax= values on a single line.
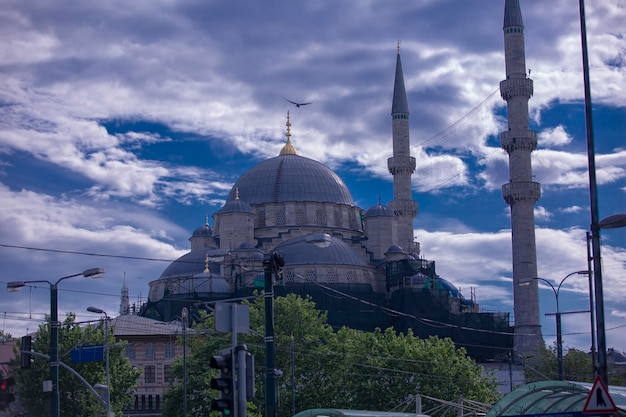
xmin=205 ymin=214 xmax=209 ymax=226
xmin=235 ymin=187 xmax=240 ymax=200
xmin=397 ymin=40 xmax=400 ymax=54
xmin=204 ymin=253 xmax=210 ymax=273
xmin=279 ymin=110 xmax=298 ymax=155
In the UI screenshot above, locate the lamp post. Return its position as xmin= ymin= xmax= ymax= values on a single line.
xmin=87 ymin=306 xmax=111 ymax=417
xmin=263 ymin=253 xmax=284 ymax=417
xmin=592 ymin=214 xmax=626 ymax=384
xmin=7 ymin=267 xmax=105 ymax=417
xmin=181 ymin=307 xmax=188 ymax=417
xmin=578 ymin=0 xmax=626 ymax=386
xmin=533 ymin=270 xmax=588 ymax=381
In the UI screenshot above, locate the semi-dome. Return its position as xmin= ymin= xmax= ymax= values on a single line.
xmin=159 ymin=249 xmax=226 ymax=279
xmin=274 ymin=234 xmax=368 ymax=266
xmin=227 ymin=154 xmax=355 ymax=206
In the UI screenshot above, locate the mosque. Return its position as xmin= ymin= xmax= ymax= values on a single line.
xmin=137 ymin=0 xmax=544 ymax=362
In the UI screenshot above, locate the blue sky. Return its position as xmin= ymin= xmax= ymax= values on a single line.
xmin=0 ymin=0 xmax=624 ymax=356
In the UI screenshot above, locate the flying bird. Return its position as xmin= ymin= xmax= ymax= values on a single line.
xmin=285 ymin=99 xmax=312 ymax=108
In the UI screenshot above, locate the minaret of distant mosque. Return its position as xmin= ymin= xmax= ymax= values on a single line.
xmin=500 ymin=0 xmax=543 ymax=356
xmin=388 ymin=43 xmax=419 ymax=255
xmin=120 ymin=273 xmax=131 ymax=316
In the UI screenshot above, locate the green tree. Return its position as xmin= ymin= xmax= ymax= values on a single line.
xmin=0 ymin=330 xmax=14 ymax=343
xmin=524 ymin=344 xmax=624 ymax=385
xmin=12 ymin=313 xmax=140 ymax=417
xmin=163 ymin=294 xmax=500 ymax=417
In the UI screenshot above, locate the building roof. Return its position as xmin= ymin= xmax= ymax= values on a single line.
xmin=113 ymin=315 xmax=182 ymax=337
xmin=485 ymin=380 xmax=626 ymax=417
xmin=293 ymin=409 xmax=430 ymax=417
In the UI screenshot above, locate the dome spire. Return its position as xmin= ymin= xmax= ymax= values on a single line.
xmin=279 ymin=111 xmax=298 ymax=155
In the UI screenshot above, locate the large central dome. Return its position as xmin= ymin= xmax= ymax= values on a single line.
xmin=227 ymin=154 xmax=355 ymax=205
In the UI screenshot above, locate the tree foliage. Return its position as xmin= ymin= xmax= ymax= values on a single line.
xmin=524 ymin=343 xmax=624 ymax=385
xmin=12 ymin=313 xmax=140 ymax=417
xmin=163 ymin=293 xmax=499 ymax=417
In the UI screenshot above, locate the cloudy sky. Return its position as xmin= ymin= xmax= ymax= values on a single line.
xmin=0 ymin=0 xmax=624 ymax=358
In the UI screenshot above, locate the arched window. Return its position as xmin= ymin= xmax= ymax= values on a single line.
xmin=125 ymin=343 xmax=136 ymax=359
xmin=165 ymin=342 xmax=175 ymax=358
xmin=145 ymin=343 xmax=155 ymax=359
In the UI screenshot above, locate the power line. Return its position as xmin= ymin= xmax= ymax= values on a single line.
xmin=0 ymin=243 xmax=190 ymax=264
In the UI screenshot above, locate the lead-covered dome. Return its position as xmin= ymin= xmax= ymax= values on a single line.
xmin=227 ymin=154 xmax=355 ymax=205
xmin=365 ymin=201 xmax=395 ymax=217
xmin=273 ymin=233 xmax=368 ymax=266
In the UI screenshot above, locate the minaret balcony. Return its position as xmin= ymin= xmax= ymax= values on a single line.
xmin=387 ymin=156 xmax=416 ymax=175
xmin=500 ymin=77 xmax=533 ymax=100
xmin=502 ymin=181 xmax=541 ymax=204
xmin=501 ymin=129 xmax=537 ymax=153
xmin=389 ymin=199 xmax=418 ymax=217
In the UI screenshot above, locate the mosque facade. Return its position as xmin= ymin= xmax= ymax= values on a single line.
xmin=134 ymin=3 xmax=552 ymax=362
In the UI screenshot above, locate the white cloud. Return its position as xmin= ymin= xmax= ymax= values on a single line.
xmin=538 ymin=125 xmax=572 ymax=147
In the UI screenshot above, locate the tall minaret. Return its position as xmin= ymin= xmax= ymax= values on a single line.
xmin=500 ymin=0 xmax=543 ymax=357
xmin=388 ymin=44 xmax=418 ymax=254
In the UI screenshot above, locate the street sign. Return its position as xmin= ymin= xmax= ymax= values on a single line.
xmin=71 ymin=345 xmax=104 ymax=363
xmin=215 ymin=302 xmax=250 ymax=334
xmin=583 ymin=376 xmax=617 ymax=414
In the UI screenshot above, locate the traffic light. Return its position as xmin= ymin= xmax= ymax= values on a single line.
xmin=21 ymin=335 xmax=32 ymax=369
xmin=0 ymin=376 xmax=16 ymax=411
xmin=210 ymin=349 xmax=235 ymax=417
xmin=244 ymin=351 xmax=255 ymax=400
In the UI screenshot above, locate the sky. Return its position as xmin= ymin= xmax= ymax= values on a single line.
xmin=0 ymin=0 xmax=624 ymax=358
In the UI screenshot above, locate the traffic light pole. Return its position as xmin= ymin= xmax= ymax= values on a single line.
xmin=264 ymin=255 xmax=278 ymax=417
xmin=20 ymin=350 xmax=108 ymax=408
xmin=235 ymin=345 xmax=248 ymax=417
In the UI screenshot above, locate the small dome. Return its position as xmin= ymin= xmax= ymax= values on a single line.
xmin=192 ymin=223 xmax=212 ymax=237
xmin=365 ymin=201 xmax=395 ymax=217
xmin=385 ymin=244 xmax=404 ymax=255
xmin=222 ymin=198 xmax=253 ymax=214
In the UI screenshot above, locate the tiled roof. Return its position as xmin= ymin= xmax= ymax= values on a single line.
xmin=113 ymin=315 xmax=182 ymax=336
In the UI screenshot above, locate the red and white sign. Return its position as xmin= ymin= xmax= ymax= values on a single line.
xmin=583 ymin=375 xmax=617 ymax=414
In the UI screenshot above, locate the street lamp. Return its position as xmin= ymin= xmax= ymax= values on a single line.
xmin=590 ymin=213 xmax=626 ymax=384
xmin=7 ymin=267 xmax=105 ymax=417
xmin=263 ymin=252 xmax=284 ymax=417
xmin=578 ymin=0 xmax=626 ymax=386
xmin=87 ymin=306 xmax=111 ymax=417
xmin=181 ymin=307 xmax=188 ymax=417
xmin=532 ymin=270 xmax=589 ymax=381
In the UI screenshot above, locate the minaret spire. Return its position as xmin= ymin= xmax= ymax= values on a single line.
xmin=500 ymin=0 xmax=543 ymax=357
xmin=388 ymin=44 xmax=418 ymax=254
